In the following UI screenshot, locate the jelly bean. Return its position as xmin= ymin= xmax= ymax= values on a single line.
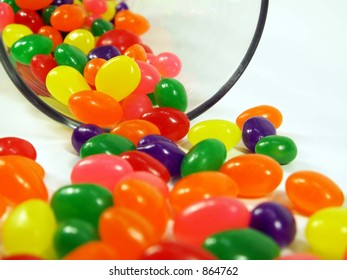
xmin=203 ymin=228 xmax=280 ymax=260
xmin=138 ymin=134 xmax=175 ymax=146
xmin=95 ymin=55 xmax=141 ymax=101
xmin=0 ymin=155 xmax=48 ymax=205
xmin=46 ymin=65 xmax=91 ymax=105
xmin=83 ymin=0 xmax=107 ymax=14
xmin=236 ymin=104 xmax=283 ymax=129
xmin=276 ymin=253 xmax=321 ymax=260
xmin=285 ymin=171 xmax=344 ymax=216
xmin=220 ymin=154 xmax=283 ymax=198
xmin=71 ymin=154 xmax=133 ymax=191
xmin=68 ymin=90 xmax=123 ymax=127
xmin=37 ymin=26 xmax=63 ymax=50
xmin=54 ymin=43 xmax=88 ymax=74
xmin=0 ymin=136 xmax=37 ymax=160
xmin=99 ymin=206 xmax=157 ymax=259
xmin=83 ymin=58 xmax=106 ymax=86
xmin=124 ymin=44 xmax=147 ymax=61
xmin=1 ymin=254 xmax=43 ymax=260
xmin=113 ymin=178 xmax=170 ymax=238
xmin=91 ymin=18 xmax=114 ymax=36
xmin=71 ymin=124 xmax=104 ymax=153
xmin=63 ymin=241 xmax=119 ymax=260
xmin=64 ymin=29 xmax=95 ymax=55
xmin=120 ymin=150 xmax=170 ymax=183
xmin=41 ymin=5 xmax=57 ymax=25
xmin=100 ymin=0 xmax=116 ymax=21
xmin=96 ymin=29 xmax=142 ymax=54
xmin=188 ymin=119 xmax=241 ymax=151
xmin=50 ymin=4 xmax=87 ymax=32
xmin=0 ymin=2 xmax=14 ymax=31
xmin=132 ymin=60 xmax=161 ymax=95
xmin=115 ymin=10 xmax=150 ymax=36
xmin=2 ymin=23 xmax=33 ymax=48
xmin=121 ymin=93 xmax=153 ymax=121
xmin=117 ymin=170 xmax=170 ymax=197
xmin=15 ymin=0 xmax=54 ymax=10
xmin=242 ymin=116 xmax=277 ymax=152
xmin=170 ymin=171 xmax=239 ymax=213
xmin=1 ymin=0 xmax=20 ymax=13
xmin=10 ymin=34 xmax=53 ymax=65
xmin=141 ymin=107 xmax=190 ymax=142
xmin=306 ymin=207 xmax=347 ymax=259
xmin=255 ymin=135 xmax=298 ymax=165
xmin=14 ymin=9 xmax=45 ymax=33
xmin=250 ymin=202 xmax=296 ymax=247
xmin=80 ymin=133 xmax=136 ymax=158
xmin=116 ymin=1 xmax=129 ymax=12
xmin=152 ymin=52 xmax=182 ymax=78
xmin=85 ymin=13 xmax=100 ymax=28
xmin=0 ymin=195 xmax=7 ymax=218
xmin=52 ymin=0 xmax=73 ymax=5
xmin=54 ymin=218 xmax=98 ymax=258
xmin=1 ymin=199 xmax=56 ymax=257
xmin=154 ymin=78 xmax=188 ymax=112
xmin=173 ymin=197 xmax=250 ymax=246
xmin=110 ymin=119 xmax=161 ymax=146
xmin=137 ymin=138 xmax=186 ymax=177
xmin=51 ymin=183 xmax=113 ymax=228
xmin=140 ymin=42 xmax=153 ymax=54
xmin=181 ymin=139 xmax=227 ymax=177
xmin=29 ymin=54 xmax=58 ymax=84
xmin=140 ymin=240 xmax=216 ymax=260
xmin=87 ymin=45 xmax=121 ymax=61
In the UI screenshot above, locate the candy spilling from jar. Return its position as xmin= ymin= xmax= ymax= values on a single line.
xmin=0 ymin=0 xmax=346 ymax=261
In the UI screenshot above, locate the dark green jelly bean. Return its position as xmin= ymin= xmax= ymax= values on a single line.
xmin=255 ymin=135 xmax=298 ymax=165
xmin=54 ymin=43 xmax=89 ymax=73
xmin=53 ymin=218 xmax=99 ymax=258
xmin=203 ymin=228 xmax=280 ymax=260
xmin=180 ymin=138 xmax=227 ymax=177
xmin=10 ymin=34 xmax=53 ymax=65
xmin=147 ymin=92 xmax=157 ymax=106
xmin=91 ymin=18 xmax=114 ymax=36
xmin=50 ymin=183 xmax=113 ymax=228
xmin=42 ymin=5 xmax=58 ymax=26
xmin=80 ymin=133 xmax=136 ymax=158
xmin=154 ymin=78 xmax=188 ymax=112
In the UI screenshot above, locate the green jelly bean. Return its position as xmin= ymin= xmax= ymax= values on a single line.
xmin=10 ymin=34 xmax=53 ymax=65
xmin=42 ymin=5 xmax=58 ymax=26
xmin=180 ymin=138 xmax=227 ymax=177
xmin=53 ymin=218 xmax=98 ymax=258
xmin=154 ymin=78 xmax=188 ymax=112
xmin=50 ymin=183 xmax=113 ymax=228
xmin=80 ymin=133 xmax=136 ymax=158
xmin=54 ymin=43 xmax=88 ymax=73
xmin=91 ymin=18 xmax=114 ymax=36
xmin=203 ymin=228 xmax=280 ymax=260
xmin=255 ymin=135 xmax=298 ymax=165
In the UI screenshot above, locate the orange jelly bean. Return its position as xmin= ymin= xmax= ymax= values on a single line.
xmin=68 ymin=90 xmax=123 ymax=127
xmin=236 ymin=105 xmax=283 ymax=129
xmin=37 ymin=26 xmax=63 ymax=50
xmin=99 ymin=206 xmax=158 ymax=259
xmin=124 ymin=44 xmax=147 ymax=61
xmin=220 ymin=154 xmax=283 ymax=198
xmin=50 ymin=4 xmax=87 ymax=32
xmin=114 ymin=10 xmax=150 ymax=36
xmin=169 ymin=171 xmax=239 ymax=214
xmin=113 ymin=178 xmax=170 ymax=238
xmin=63 ymin=241 xmax=119 ymax=260
xmin=0 ymin=195 xmax=7 ymax=218
xmin=110 ymin=119 xmax=161 ymax=146
xmin=285 ymin=171 xmax=344 ymax=216
xmin=83 ymin=58 xmax=107 ymax=86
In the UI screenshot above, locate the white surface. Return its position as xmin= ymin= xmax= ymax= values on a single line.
xmin=1 ymin=0 xmax=347 ymax=256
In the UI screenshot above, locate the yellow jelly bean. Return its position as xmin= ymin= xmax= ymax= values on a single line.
xmin=2 ymin=199 xmax=56 ymax=257
xmin=188 ymin=119 xmax=241 ymax=151
xmin=64 ymin=29 xmax=96 ymax=55
xmin=2 ymin=23 xmax=33 ymax=48
xmin=46 ymin=65 xmax=91 ymax=105
xmin=95 ymin=55 xmax=141 ymax=101
xmin=101 ymin=1 xmax=117 ymax=21
xmin=306 ymin=207 xmax=347 ymax=259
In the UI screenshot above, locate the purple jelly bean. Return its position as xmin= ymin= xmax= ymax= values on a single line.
xmin=71 ymin=124 xmax=104 ymax=153
xmin=116 ymin=2 xmax=129 ymax=12
xmin=137 ymin=140 xmax=185 ymax=177
xmin=87 ymin=45 xmax=121 ymax=61
xmin=52 ymin=0 xmax=73 ymax=5
xmin=242 ymin=116 xmax=276 ymax=152
xmin=137 ymin=134 xmax=175 ymax=146
xmin=250 ymin=202 xmax=296 ymax=247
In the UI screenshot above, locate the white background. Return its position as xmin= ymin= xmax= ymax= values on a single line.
xmin=0 ymin=0 xmax=347 ymax=259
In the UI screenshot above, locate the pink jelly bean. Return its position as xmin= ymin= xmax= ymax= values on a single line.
xmin=152 ymin=52 xmax=182 ymax=78
xmin=173 ymin=197 xmax=250 ymax=246
xmin=0 ymin=2 xmax=15 ymax=31
xmin=132 ymin=60 xmax=161 ymax=95
xmin=276 ymin=253 xmax=321 ymax=260
xmin=120 ymin=93 xmax=153 ymax=121
xmin=71 ymin=154 xmax=133 ymax=191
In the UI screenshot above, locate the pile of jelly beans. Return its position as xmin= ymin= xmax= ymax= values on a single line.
xmin=0 ymin=0 xmax=347 ymax=261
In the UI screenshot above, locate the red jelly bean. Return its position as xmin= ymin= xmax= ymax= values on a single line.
xmin=30 ymin=54 xmax=58 ymax=84
xmin=63 ymin=241 xmax=119 ymax=260
xmin=50 ymin=4 xmax=87 ymax=32
xmin=120 ymin=93 xmax=153 ymax=121
xmin=276 ymin=253 xmax=321 ymax=260
xmin=173 ymin=197 xmax=250 ymax=246
xmin=0 ymin=137 xmax=37 ymax=160
xmin=220 ymin=154 xmax=283 ymax=198
xmin=0 ymin=2 xmax=15 ymax=31
xmin=1 ymin=254 xmax=43 ymax=260
xmin=14 ymin=9 xmax=45 ymax=33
